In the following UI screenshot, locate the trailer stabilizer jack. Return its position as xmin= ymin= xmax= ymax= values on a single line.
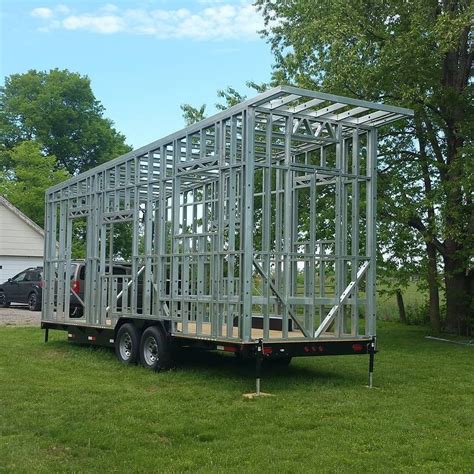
xmin=243 ymin=339 xmax=273 ymax=399
xmin=368 ymin=338 xmax=376 ymax=389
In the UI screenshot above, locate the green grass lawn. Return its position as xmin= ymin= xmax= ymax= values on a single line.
xmin=1 ymin=322 xmax=472 ymax=472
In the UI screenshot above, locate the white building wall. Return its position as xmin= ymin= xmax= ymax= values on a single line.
xmin=0 ymin=256 xmax=44 ymax=282
xmin=0 ymin=200 xmax=45 ymax=282
xmin=0 ymin=205 xmax=44 ymax=256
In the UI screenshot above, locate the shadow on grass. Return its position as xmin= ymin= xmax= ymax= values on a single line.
xmin=45 ymin=339 xmax=364 ymax=388
xmin=169 ymin=347 xmax=360 ymax=387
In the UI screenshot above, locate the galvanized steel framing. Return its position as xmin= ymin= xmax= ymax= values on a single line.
xmin=42 ymin=85 xmax=413 ymax=343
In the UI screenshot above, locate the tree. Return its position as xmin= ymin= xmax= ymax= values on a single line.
xmin=0 ymin=69 xmax=131 ymax=175
xmin=256 ymin=0 xmax=473 ymax=335
xmin=181 ymin=82 xmax=269 ymax=126
xmin=0 ymin=141 xmax=69 ymax=226
xmin=215 ymin=86 xmax=247 ymax=110
xmin=180 ymin=104 xmax=206 ymax=126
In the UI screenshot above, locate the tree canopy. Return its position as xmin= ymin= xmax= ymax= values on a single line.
xmin=0 ymin=68 xmax=132 ymax=257
xmin=0 ymin=69 xmax=131 ymax=175
xmin=0 ymin=141 xmax=69 ymax=226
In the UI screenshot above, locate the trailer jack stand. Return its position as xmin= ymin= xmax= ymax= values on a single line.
xmin=368 ymin=338 xmax=375 ymax=388
xmin=243 ymin=339 xmax=272 ymax=399
xmin=44 ymin=328 xmax=49 ymax=343
xmin=256 ymin=340 xmax=263 ymax=395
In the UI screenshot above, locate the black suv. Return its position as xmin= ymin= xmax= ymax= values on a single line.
xmin=0 ymin=267 xmax=43 ymax=311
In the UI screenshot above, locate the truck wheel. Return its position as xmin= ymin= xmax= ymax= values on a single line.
xmin=28 ymin=292 xmax=41 ymax=311
xmin=115 ymin=323 xmax=140 ymax=365
xmin=0 ymin=293 xmax=10 ymax=308
xmin=139 ymin=326 xmax=170 ymax=372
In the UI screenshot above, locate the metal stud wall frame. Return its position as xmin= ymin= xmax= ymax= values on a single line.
xmin=42 ymin=85 xmax=413 ymax=343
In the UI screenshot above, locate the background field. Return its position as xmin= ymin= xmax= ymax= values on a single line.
xmin=1 ymin=321 xmax=472 ymax=472
xmin=377 ymin=281 xmax=428 ymax=323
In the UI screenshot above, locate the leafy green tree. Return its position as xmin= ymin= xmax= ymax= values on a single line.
xmin=0 ymin=141 xmax=69 ymax=226
xmin=0 ymin=69 xmax=131 ymax=175
xmin=256 ymin=0 xmax=473 ymax=335
xmin=181 ymin=82 xmax=269 ymax=125
xmin=180 ymin=104 xmax=206 ymax=126
xmin=215 ymin=86 xmax=247 ymax=110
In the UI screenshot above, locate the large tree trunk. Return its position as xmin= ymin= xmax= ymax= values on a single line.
xmin=443 ymin=251 xmax=471 ymax=336
xmin=415 ymin=118 xmax=442 ymax=335
xmin=437 ymin=9 xmax=472 ymax=336
xmin=426 ymin=242 xmax=441 ymax=335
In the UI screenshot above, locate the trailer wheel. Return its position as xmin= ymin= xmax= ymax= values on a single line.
xmin=139 ymin=326 xmax=170 ymax=372
xmin=115 ymin=323 xmax=140 ymax=365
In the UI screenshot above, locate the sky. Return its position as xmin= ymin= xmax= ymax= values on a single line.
xmin=0 ymin=0 xmax=275 ymax=148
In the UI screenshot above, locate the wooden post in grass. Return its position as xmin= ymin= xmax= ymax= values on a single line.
xmin=396 ymin=289 xmax=407 ymax=324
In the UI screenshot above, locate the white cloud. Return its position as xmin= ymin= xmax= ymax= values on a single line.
xmin=30 ymin=2 xmax=263 ymax=40
xmin=63 ymin=15 xmax=125 ymax=34
xmin=31 ymin=7 xmax=54 ymax=19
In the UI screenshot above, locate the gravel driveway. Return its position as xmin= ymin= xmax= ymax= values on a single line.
xmin=0 ymin=307 xmax=41 ymax=326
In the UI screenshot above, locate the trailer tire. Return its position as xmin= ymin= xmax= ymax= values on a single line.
xmin=139 ymin=326 xmax=170 ymax=372
xmin=115 ymin=323 xmax=140 ymax=365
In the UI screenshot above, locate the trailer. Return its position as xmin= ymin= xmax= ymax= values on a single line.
xmin=41 ymin=85 xmax=413 ymax=390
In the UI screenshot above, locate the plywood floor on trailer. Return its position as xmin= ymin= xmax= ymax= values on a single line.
xmin=174 ymin=322 xmax=305 ymax=340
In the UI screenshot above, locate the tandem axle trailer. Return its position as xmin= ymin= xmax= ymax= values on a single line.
xmin=41 ymin=86 xmax=412 ymax=390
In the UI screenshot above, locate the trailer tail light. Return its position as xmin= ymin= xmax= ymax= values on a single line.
xmin=304 ymin=345 xmax=324 ymax=353
xmin=352 ymin=343 xmax=364 ymax=352
xmin=71 ymin=280 xmax=80 ymax=293
xmin=87 ymin=335 xmax=96 ymax=342
xmin=68 ymin=333 xmax=75 ymax=339
xmin=263 ymin=347 xmax=273 ymax=355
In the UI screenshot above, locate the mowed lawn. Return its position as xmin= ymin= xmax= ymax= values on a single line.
xmin=1 ymin=322 xmax=472 ymax=472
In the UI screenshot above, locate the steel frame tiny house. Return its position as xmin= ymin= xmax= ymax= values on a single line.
xmin=42 ymin=86 xmax=413 ymax=377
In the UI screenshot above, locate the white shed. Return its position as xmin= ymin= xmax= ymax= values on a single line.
xmin=0 ymin=196 xmax=44 ymax=282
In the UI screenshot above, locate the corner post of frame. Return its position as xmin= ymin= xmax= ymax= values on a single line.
xmin=241 ymin=107 xmax=256 ymax=341
xmin=41 ymin=193 xmax=49 ymax=322
xmin=366 ymin=128 xmax=378 ymax=339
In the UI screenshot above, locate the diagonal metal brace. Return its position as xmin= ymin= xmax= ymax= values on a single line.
xmin=252 ymin=259 xmax=311 ymax=338
xmin=106 ymin=266 xmax=145 ymax=313
xmin=314 ymin=261 xmax=370 ymax=338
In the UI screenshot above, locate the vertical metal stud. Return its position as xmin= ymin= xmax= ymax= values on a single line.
xmin=241 ymin=108 xmax=255 ymax=341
